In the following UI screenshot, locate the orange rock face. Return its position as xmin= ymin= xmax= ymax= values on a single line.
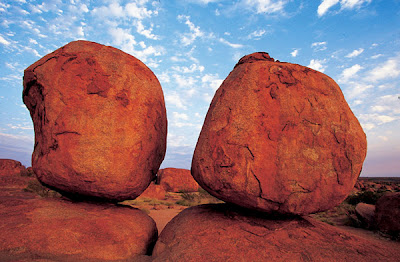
xmin=0 ymin=189 xmax=157 ymax=261
xmin=157 ymin=168 xmax=199 ymax=192
xmin=0 ymin=159 xmax=26 ymax=176
xmin=152 ymin=204 xmax=399 ymax=261
xmin=138 ymin=182 xmax=166 ymax=200
xmin=23 ymin=40 xmax=167 ymax=201
xmin=192 ymin=52 xmax=367 ymax=215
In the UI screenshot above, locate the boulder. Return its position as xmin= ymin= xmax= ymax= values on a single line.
xmin=23 ymin=40 xmax=167 ymax=201
xmin=375 ymin=192 xmax=400 ymax=236
xmin=152 ymin=204 xmax=399 ymax=261
xmin=355 ymin=202 xmax=375 ymax=228
xmin=138 ymin=182 xmax=166 ymax=200
xmin=192 ymin=52 xmax=367 ymax=215
xmin=0 ymin=188 xmax=157 ymax=261
xmin=157 ymin=168 xmax=199 ymax=192
xmin=0 ymin=159 xmax=26 ymax=176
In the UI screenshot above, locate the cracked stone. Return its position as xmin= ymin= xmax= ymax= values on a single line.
xmin=192 ymin=52 xmax=367 ymax=215
xmin=23 ymin=40 xmax=167 ymax=201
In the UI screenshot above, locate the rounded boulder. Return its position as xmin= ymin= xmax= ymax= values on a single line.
xmin=192 ymin=52 xmax=367 ymax=215
xmin=23 ymin=40 xmax=167 ymax=201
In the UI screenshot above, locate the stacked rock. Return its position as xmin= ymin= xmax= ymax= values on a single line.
xmin=23 ymin=40 xmax=167 ymax=202
xmin=1 ymin=40 xmax=168 ymax=260
xmin=191 ymin=52 xmax=367 ymax=215
xmin=152 ymin=52 xmax=375 ymax=261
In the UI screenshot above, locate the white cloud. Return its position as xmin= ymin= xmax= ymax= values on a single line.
xmin=187 ymin=0 xmax=221 ymax=4
xmin=318 ymin=0 xmax=372 ymax=17
xmin=173 ymin=74 xmax=197 ymax=90
xmin=339 ymin=64 xmax=362 ymax=83
xmin=291 ymin=49 xmax=299 ymax=57
xmin=172 ymin=64 xmax=205 ymax=73
xmin=178 ymin=15 xmax=206 ymax=46
xmin=359 ymin=113 xmax=397 ymax=125
xmin=343 ymin=81 xmax=373 ymax=100
xmin=125 ymin=2 xmax=154 ymax=20
xmin=308 ymin=59 xmax=327 ymax=72
xmin=239 ymin=0 xmax=289 ymax=14
xmin=317 ymin=0 xmax=339 ymax=17
xmin=248 ymin=29 xmax=266 ymax=39
xmin=135 ymin=20 xmax=159 ymax=40
xmin=0 ymin=35 xmax=10 ymax=45
xmin=366 ymin=54 xmax=400 ymax=82
xmin=219 ymin=38 xmax=243 ymax=49
xmin=370 ymin=54 xmax=383 ymax=59
xmin=345 ymin=48 xmax=364 ymax=58
xmin=165 ymin=91 xmax=188 ymax=110
xmin=311 ymin=41 xmax=327 ymax=51
xmin=202 ymin=74 xmax=223 ymax=91
xmin=172 ymin=112 xmax=189 ymax=121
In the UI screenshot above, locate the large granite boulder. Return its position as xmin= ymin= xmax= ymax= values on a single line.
xmin=152 ymin=204 xmax=399 ymax=261
xmin=375 ymin=192 xmax=400 ymax=237
xmin=157 ymin=168 xmax=199 ymax=192
xmin=23 ymin=40 xmax=167 ymax=201
xmin=0 ymin=189 xmax=157 ymax=261
xmin=192 ymin=52 xmax=367 ymax=215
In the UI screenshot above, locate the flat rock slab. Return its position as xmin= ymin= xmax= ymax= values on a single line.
xmin=192 ymin=52 xmax=367 ymax=215
xmin=0 ymin=189 xmax=158 ymax=261
xmin=152 ymin=204 xmax=400 ymax=262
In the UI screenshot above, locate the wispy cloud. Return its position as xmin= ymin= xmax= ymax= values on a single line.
xmin=345 ymin=48 xmax=364 ymax=58
xmin=247 ymin=29 xmax=266 ymax=40
xmin=219 ymin=38 xmax=243 ymax=49
xmin=291 ymin=49 xmax=299 ymax=57
xmin=317 ymin=0 xmax=372 ymax=17
xmin=177 ymin=15 xmax=206 ymax=46
xmin=311 ymin=41 xmax=327 ymax=51
xmin=0 ymin=35 xmax=10 ymax=45
xmin=339 ymin=64 xmax=363 ymax=83
xmin=365 ymin=54 xmax=400 ymax=82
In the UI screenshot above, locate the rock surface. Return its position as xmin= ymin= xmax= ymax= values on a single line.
xmin=355 ymin=203 xmax=376 ymax=229
xmin=23 ymin=40 xmax=167 ymax=201
xmin=192 ymin=52 xmax=367 ymax=215
xmin=375 ymin=192 xmax=400 ymax=236
xmin=152 ymin=204 xmax=400 ymax=262
xmin=157 ymin=168 xmax=199 ymax=192
xmin=138 ymin=182 xmax=166 ymax=200
xmin=0 ymin=159 xmax=26 ymax=176
xmin=0 ymin=187 xmax=157 ymax=261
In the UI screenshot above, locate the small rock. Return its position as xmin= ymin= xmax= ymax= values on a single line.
xmin=355 ymin=202 xmax=375 ymax=229
xmin=157 ymin=168 xmax=199 ymax=193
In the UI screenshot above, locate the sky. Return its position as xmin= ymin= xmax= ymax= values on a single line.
xmin=0 ymin=0 xmax=399 ymax=177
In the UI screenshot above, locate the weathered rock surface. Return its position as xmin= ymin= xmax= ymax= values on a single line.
xmin=375 ymin=192 xmax=400 ymax=236
xmin=355 ymin=202 xmax=376 ymax=229
xmin=0 ymin=188 xmax=157 ymax=261
xmin=138 ymin=182 xmax=166 ymax=200
xmin=23 ymin=40 xmax=167 ymax=201
xmin=0 ymin=159 xmax=26 ymax=176
xmin=152 ymin=204 xmax=400 ymax=262
xmin=157 ymin=168 xmax=199 ymax=192
xmin=192 ymin=52 xmax=367 ymax=215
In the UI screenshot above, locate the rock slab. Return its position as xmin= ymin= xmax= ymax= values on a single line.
xmin=192 ymin=52 xmax=367 ymax=215
xmin=0 ymin=189 xmax=157 ymax=261
xmin=23 ymin=40 xmax=167 ymax=201
xmin=157 ymin=168 xmax=199 ymax=193
xmin=152 ymin=204 xmax=400 ymax=262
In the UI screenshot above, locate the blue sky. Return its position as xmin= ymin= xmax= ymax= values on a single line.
xmin=0 ymin=0 xmax=399 ymax=176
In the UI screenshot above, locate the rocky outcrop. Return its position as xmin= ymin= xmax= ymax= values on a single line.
xmin=375 ymin=192 xmax=400 ymax=237
xmin=157 ymin=168 xmax=199 ymax=192
xmin=0 ymin=188 xmax=157 ymax=261
xmin=152 ymin=204 xmax=399 ymax=261
xmin=138 ymin=182 xmax=166 ymax=200
xmin=355 ymin=203 xmax=375 ymax=229
xmin=0 ymin=159 xmax=26 ymax=176
xmin=192 ymin=52 xmax=367 ymax=215
xmin=23 ymin=40 xmax=167 ymax=201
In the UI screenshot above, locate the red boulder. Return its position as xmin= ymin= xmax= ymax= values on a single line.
xmin=23 ymin=40 xmax=167 ymax=201
xmin=375 ymin=192 xmax=400 ymax=236
xmin=0 ymin=159 xmax=26 ymax=176
xmin=192 ymin=52 xmax=367 ymax=215
xmin=157 ymin=168 xmax=199 ymax=192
